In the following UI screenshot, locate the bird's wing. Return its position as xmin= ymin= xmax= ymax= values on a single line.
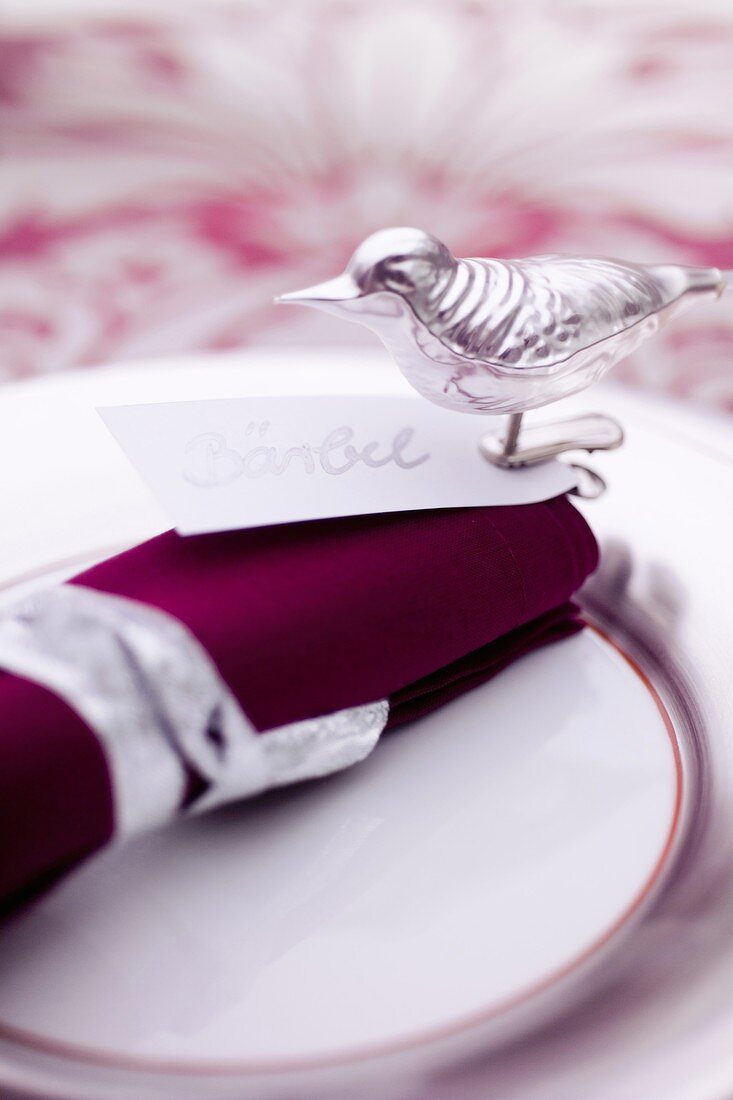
xmin=431 ymin=255 xmax=719 ymax=369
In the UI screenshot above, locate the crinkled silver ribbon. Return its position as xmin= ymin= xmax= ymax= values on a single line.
xmin=0 ymin=586 xmax=388 ymax=838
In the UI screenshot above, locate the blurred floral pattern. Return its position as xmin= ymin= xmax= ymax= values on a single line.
xmin=1 ymin=1 xmax=732 ymax=409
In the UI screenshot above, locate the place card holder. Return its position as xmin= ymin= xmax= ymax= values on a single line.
xmin=278 ymin=227 xmax=731 ymax=497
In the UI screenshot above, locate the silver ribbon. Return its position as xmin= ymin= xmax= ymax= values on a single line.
xmin=0 ymin=586 xmax=389 ymax=837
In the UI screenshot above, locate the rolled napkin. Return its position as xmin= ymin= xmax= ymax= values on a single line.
xmin=0 ymin=498 xmax=597 ymax=913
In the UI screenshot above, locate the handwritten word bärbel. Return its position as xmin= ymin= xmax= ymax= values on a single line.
xmin=183 ymin=424 xmax=430 ymax=488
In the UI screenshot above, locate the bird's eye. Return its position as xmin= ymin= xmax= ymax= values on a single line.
xmin=386 ymin=269 xmax=413 ymax=288
xmin=374 ymin=258 xmax=416 ymax=291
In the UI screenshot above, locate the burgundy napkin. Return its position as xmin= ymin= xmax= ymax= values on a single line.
xmin=0 ymin=499 xmax=597 ymax=914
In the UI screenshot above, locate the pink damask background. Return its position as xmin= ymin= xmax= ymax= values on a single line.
xmin=1 ymin=1 xmax=733 ymax=409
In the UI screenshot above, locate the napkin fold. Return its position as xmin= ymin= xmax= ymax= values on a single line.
xmin=0 ymin=498 xmax=597 ymax=914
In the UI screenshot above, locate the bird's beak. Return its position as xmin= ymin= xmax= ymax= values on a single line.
xmin=275 ymin=274 xmax=361 ymax=306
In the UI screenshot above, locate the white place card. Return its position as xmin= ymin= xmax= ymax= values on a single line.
xmin=98 ymin=395 xmax=577 ymax=535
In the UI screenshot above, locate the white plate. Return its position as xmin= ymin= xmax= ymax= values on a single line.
xmin=0 ymin=350 xmax=730 ymax=1100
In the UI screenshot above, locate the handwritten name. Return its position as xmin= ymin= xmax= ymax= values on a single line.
xmin=184 ymin=423 xmax=430 ymax=488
